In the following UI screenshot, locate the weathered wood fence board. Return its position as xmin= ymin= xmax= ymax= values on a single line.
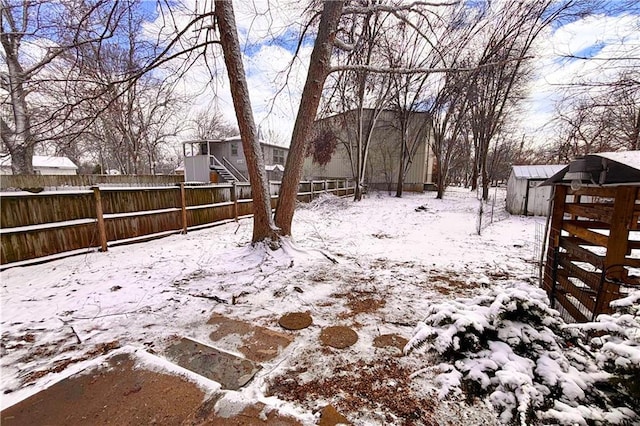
xmin=0 ymin=180 xmax=354 ymax=265
xmin=1 ymin=191 xmax=96 ymax=228
xmin=0 ymin=174 xmax=184 ymax=191
xmin=542 ymin=185 xmax=640 ymax=322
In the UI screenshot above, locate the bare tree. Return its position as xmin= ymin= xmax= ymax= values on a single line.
xmin=214 ymin=0 xmax=280 ymax=245
xmin=465 ymin=0 xmax=580 ymax=200
xmin=1 ymin=0 xmax=127 ymax=174
xmin=189 ymin=108 xmax=238 ymax=140
xmin=552 ymin=70 xmax=639 ymax=160
xmin=273 ymin=0 xmax=344 ymax=235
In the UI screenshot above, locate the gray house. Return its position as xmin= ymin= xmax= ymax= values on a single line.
xmin=506 ymin=165 xmax=566 ymax=216
xmin=183 ymin=136 xmax=288 ymax=183
xmin=303 ymin=109 xmax=434 ymax=192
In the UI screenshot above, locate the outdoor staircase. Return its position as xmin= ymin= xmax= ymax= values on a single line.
xmin=210 ymin=163 xmax=237 ymax=182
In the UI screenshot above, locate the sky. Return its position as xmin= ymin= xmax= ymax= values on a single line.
xmin=142 ymin=0 xmax=639 ymax=149
xmin=522 ymin=5 xmax=640 ymax=146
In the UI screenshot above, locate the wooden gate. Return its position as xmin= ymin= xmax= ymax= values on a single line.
xmin=542 ymin=184 xmax=640 ymax=322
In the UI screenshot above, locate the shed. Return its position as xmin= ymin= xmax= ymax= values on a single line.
xmin=506 ymin=165 xmax=566 ymax=216
xmin=540 ymin=151 xmax=640 ymax=322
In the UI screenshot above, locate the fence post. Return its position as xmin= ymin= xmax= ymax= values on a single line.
xmin=323 ymin=180 xmax=327 ymax=194
xmin=310 ymin=180 xmax=314 ymax=201
xmin=92 ymin=186 xmax=108 ymax=252
xmin=231 ymin=182 xmax=238 ymax=220
xmin=180 ymin=183 xmax=188 ymax=234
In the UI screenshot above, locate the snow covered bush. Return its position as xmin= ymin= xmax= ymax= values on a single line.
xmin=405 ymin=282 xmax=637 ymax=425
xmin=566 ymin=292 xmax=640 ymax=408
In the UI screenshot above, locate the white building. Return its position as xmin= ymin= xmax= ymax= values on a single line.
xmin=506 ymin=165 xmax=566 ymax=216
xmin=0 ymin=155 xmax=79 ymax=175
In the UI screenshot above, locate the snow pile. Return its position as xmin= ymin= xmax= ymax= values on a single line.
xmin=405 ymin=282 xmax=637 ymax=425
xmin=298 ymin=192 xmax=349 ymax=212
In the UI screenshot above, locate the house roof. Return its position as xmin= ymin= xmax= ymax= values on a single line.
xmin=183 ymin=137 xmax=289 ymax=151
xmin=511 ymin=164 xmax=566 ymax=179
xmin=0 ymin=154 xmax=78 ymax=170
xmin=541 ymin=151 xmax=640 ymax=186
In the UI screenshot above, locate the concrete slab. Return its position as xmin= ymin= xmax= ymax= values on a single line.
xmin=165 ymin=337 xmax=260 ymax=390
xmin=1 ymin=351 xmax=207 ymax=426
xmin=207 ymin=314 xmax=294 ymax=363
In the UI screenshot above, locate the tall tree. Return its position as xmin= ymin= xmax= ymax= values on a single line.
xmin=465 ymin=0 xmax=579 ymax=200
xmin=214 ymin=0 xmax=280 ymax=245
xmin=273 ymin=0 xmax=344 ymax=235
xmin=1 ymin=0 xmax=125 ymax=174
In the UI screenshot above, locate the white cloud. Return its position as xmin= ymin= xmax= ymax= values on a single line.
xmin=144 ymin=0 xmax=313 ymax=145
xmin=521 ymin=11 xmax=640 ymax=145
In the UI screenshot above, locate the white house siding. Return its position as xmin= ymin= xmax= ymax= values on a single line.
xmin=0 ymin=155 xmax=78 ymax=175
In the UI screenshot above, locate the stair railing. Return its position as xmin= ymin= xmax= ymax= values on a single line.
xmin=222 ymin=157 xmax=249 ymax=182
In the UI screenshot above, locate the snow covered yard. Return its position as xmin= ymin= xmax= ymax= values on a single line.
xmin=1 ymin=188 xmax=637 ymax=424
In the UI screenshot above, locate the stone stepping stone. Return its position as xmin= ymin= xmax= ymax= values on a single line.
xmin=373 ymin=334 xmax=408 ymax=355
xmin=208 ymin=314 xmax=293 ymax=363
xmin=278 ymin=312 xmax=313 ymax=330
xmin=319 ymin=326 xmax=358 ymax=349
xmin=165 ymin=337 xmax=260 ymax=390
xmin=319 ymin=405 xmax=350 ymax=425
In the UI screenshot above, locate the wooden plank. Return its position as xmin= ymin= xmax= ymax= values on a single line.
xmin=623 ymin=257 xmax=640 ymax=268
xmin=93 ymin=187 xmax=108 ymax=252
xmin=559 ymin=237 xmax=604 ymax=267
xmin=554 ymin=291 xmax=590 ymax=322
xmin=556 ymin=271 xmax=596 ymax=311
xmin=597 ymin=186 xmax=636 ymax=313
xmin=543 ymin=185 xmax=568 ymax=297
xmin=564 ymin=204 xmax=613 ymax=223
xmin=558 ymin=256 xmax=602 ymax=291
xmin=180 ymin=183 xmax=188 ymax=234
xmin=563 ymin=219 xmax=610 ymax=229
xmin=568 ymin=186 xmax=617 ymax=198
xmin=563 ymin=222 xmax=608 ymax=247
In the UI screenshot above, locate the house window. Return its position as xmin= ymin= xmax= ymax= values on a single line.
xmin=273 ymin=148 xmax=285 ymax=165
xmin=231 ymin=143 xmax=238 ymax=156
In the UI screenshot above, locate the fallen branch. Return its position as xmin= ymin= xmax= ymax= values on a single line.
xmin=189 ymin=293 xmax=228 ymax=304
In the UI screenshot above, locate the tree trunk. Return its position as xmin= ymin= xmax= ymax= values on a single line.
xmin=9 ymin=144 xmax=35 ymax=175
xmin=481 ymin=162 xmax=490 ymax=200
xmin=215 ymin=0 xmax=279 ymax=245
xmin=395 ymin=116 xmax=407 ymax=198
xmin=274 ymin=0 xmax=344 ymax=236
xmin=2 ymin=34 xmax=36 ymax=175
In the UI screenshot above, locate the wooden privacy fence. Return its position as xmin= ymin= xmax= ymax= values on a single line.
xmin=0 ymin=174 xmax=184 ymax=191
xmin=0 ymin=180 xmax=355 ymax=266
xmin=542 ymin=184 xmax=640 ymax=322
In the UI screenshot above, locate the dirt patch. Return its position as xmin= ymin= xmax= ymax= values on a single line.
xmin=332 ymin=290 xmax=386 ymax=319
xmin=19 ymin=340 xmax=121 ymax=386
xmin=268 ymin=358 xmax=437 ymax=426
xmin=430 ymin=273 xmax=476 ymax=296
xmin=319 ymin=405 xmax=350 ymax=425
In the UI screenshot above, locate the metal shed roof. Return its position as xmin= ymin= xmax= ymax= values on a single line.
xmin=511 ymin=164 xmax=566 ymax=179
xmin=541 ymin=151 xmax=640 ymax=186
